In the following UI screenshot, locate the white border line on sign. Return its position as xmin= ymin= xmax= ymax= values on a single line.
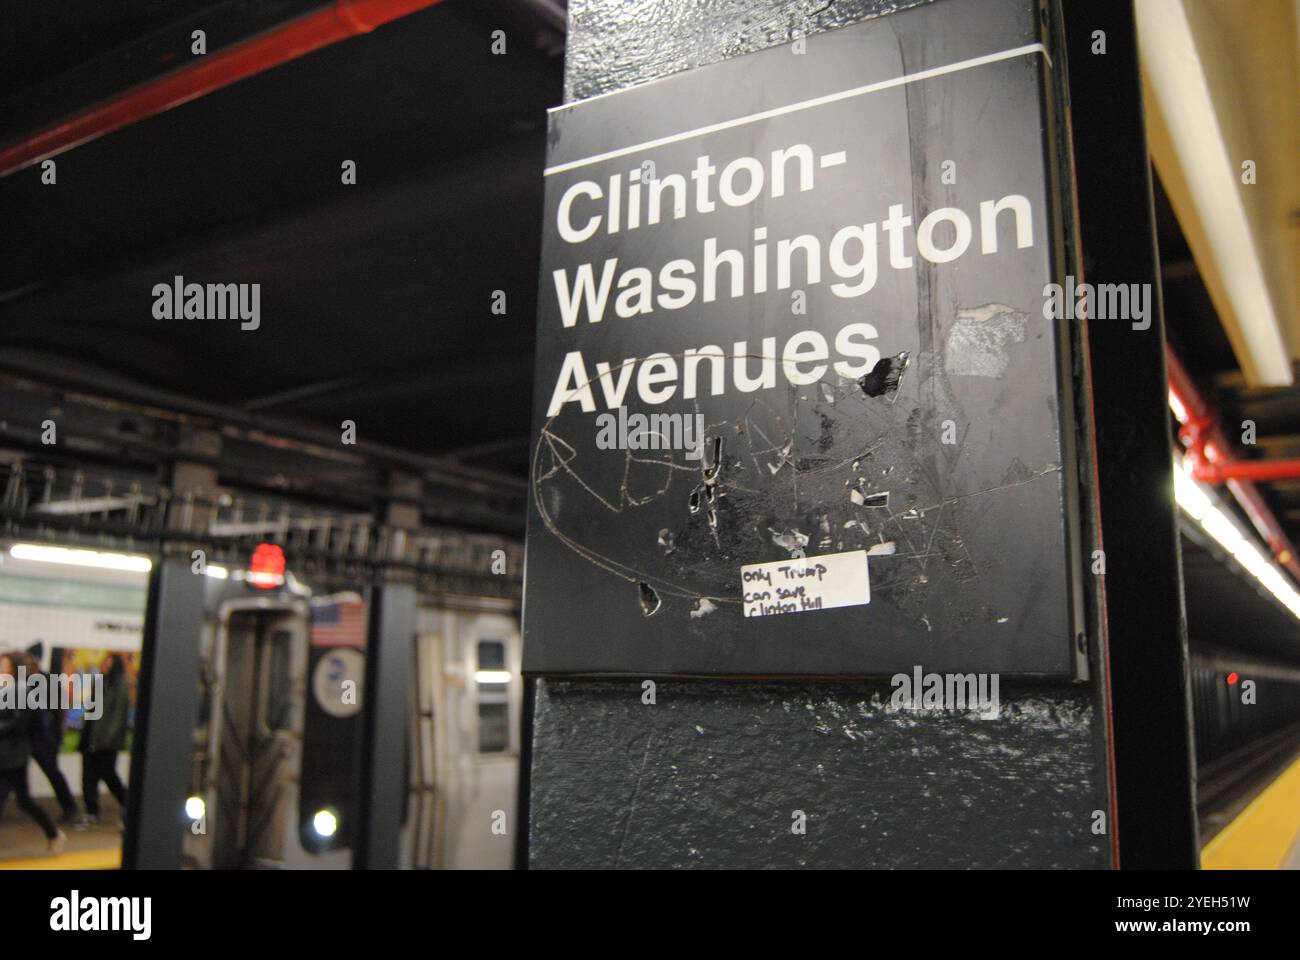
xmin=543 ymin=42 xmax=1051 ymax=177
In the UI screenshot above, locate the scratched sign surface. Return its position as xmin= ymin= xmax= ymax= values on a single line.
xmin=523 ymin=0 xmax=1085 ymax=676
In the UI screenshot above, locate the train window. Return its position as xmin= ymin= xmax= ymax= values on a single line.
xmin=477 ymin=639 xmax=506 ymax=672
xmin=476 ymin=640 xmax=510 ymax=754
xmin=478 ymin=703 xmax=510 ymax=755
xmin=266 ymin=629 xmax=293 ymax=731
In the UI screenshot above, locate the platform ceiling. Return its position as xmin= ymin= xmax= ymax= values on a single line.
xmin=0 ymin=0 xmax=563 ymax=480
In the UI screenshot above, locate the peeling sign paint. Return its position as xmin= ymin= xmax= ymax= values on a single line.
xmin=858 ymin=352 xmax=910 ymax=397
xmin=768 ymin=527 xmax=810 ymax=554
xmin=689 ymin=598 xmax=717 ymax=618
xmin=944 ymin=303 xmax=1028 ymax=378
xmin=638 ymin=581 xmax=662 ymax=616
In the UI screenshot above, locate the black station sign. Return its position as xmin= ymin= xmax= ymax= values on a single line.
xmin=523 ymin=0 xmax=1087 ymax=677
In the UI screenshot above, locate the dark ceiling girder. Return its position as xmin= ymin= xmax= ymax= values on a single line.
xmin=0 ymin=359 xmax=525 ymax=497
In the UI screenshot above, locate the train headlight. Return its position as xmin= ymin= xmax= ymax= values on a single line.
xmin=185 ymin=796 xmax=205 ymax=820
xmin=312 ymin=808 xmax=339 ymax=838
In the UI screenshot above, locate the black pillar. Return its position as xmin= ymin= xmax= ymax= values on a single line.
xmin=123 ymin=557 xmax=204 ymax=869
xmin=353 ymin=581 xmax=416 ymax=868
xmin=522 ymin=0 xmax=1117 ymax=870
xmin=1063 ymin=1 xmax=1198 ymax=868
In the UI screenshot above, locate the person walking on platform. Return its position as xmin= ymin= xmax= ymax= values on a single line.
xmin=0 ymin=653 xmax=67 ymax=853
xmin=76 ymin=653 xmax=129 ymax=829
xmin=17 ymin=652 xmax=79 ymax=824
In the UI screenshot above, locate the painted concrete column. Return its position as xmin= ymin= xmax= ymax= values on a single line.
xmin=522 ymin=0 xmax=1190 ymax=868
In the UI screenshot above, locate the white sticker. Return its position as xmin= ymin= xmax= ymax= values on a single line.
xmin=741 ymin=549 xmax=870 ymax=618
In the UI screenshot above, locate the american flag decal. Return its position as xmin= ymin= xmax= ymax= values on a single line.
xmin=311 ymin=600 xmax=367 ymax=648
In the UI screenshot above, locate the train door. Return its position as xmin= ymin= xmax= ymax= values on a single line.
xmin=207 ymin=598 xmax=308 ymax=869
xmin=447 ymin=608 xmax=517 ymax=868
xmin=463 ymin=625 xmax=520 ymax=869
xmin=406 ymin=623 xmax=443 ymax=869
xmin=415 ymin=606 xmax=520 ymax=869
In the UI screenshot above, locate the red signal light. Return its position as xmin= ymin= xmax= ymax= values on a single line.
xmin=1226 ymin=672 xmax=1239 ymax=685
xmin=249 ymin=542 xmax=285 ymax=589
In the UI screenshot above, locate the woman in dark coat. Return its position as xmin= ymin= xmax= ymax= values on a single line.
xmin=0 ymin=653 xmax=66 ymax=851
xmin=16 ymin=651 xmax=78 ymax=823
xmin=78 ymin=653 xmax=130 ymax=826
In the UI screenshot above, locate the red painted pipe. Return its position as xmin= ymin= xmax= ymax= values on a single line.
xmin=1191 ymin=456 xmax=1300 ymax=485
xmin=1167 ymin=346 xmax=1300 ymax=574
xmin=0 ymin=0 xmax=445 ymax=179
xmin=1224 ymin=476 xmax=1299 ymax=568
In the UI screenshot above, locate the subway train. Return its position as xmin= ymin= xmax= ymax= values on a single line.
xmin=0 ymin=535 xmax=521 ymax=870
xmin=181 ymin=552 xmax=521 ymax=869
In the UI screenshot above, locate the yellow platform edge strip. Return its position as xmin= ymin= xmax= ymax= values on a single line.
xmin=0 ymin=848 xmax=122 ymax=871
xmin=1201 ymin=752 xmax=1300 ymax=870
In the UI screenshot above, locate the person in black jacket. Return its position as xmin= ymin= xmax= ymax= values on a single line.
xmin=77 ymin=653 xmax=130 ymax=828
xmin=0 ymin=653 xmax=66 ymax=852
xmin=16 ymin=651 xmax=78 ymax=824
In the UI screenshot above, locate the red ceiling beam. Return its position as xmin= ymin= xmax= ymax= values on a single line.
xmin=1167 ymin=345 xmax=1300 ymax=577
xmin=0 ymin=0 xmax=445 ymax=179
xmin=1190 ymin=454 xmax=1300 ymax=485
